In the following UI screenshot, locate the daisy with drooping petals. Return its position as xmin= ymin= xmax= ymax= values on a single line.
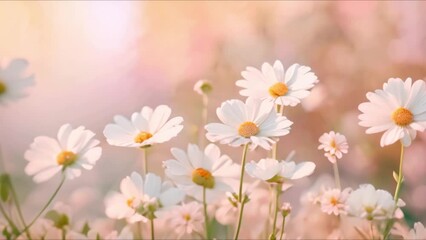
xmin=319 ymin=188 xmax=351 ymax=216
xmin=205 ymin=98 xmax=293 ymax=150
xmin=163 ymin=144 xmax=240 ymax=202
xmin=103 ymin=105 xmax=184 ymax=148
xmin=236 ymin=60 xmax=318 ymax=107
xmin=105 ymin=172 xmax=184 ymax=223
xmin=24 ymin=124 xmax=102 ymax=183
xmin=318 ymin=131 xmax=349 ymax=163
xmin=0 ymin=58 xmax=35 ymax=105
xmin=158 ymin=201 xmax=204 ymax=239
xmin=245 ymin=152 xmax=316 ymax=183
xmin=358 ymin=78 xmax=426 ymax=147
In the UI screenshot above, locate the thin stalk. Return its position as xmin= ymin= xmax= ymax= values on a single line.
xmin=16 ymin=174 xmax=66 ymax=238
xmin=200 ymin=94 xmax=209 ymax=148
xmin=0 ymin=203 xmax=20 ymax=235
xmin=370 ymin=222 xmax=375 ymax=240
xmin=383 ymin=142 xmax=405 ymax=239
xmin=136 ymin=222 xmax=143 ymax=240
xmin=150 ymin=218 xmax=155 ymax=240
xmin=333 ymin=162 xmax=341 ymax=190
xmin=269 ymin=184 xmax=282 ymax=240
xmin=271 ymin=104 xmax=284 ymax=160
xmin=142 ymin=147 xmax=148 ymax=176
xmin=233 ymin=200 xmax=246 ymax=240
xmin=7 ymin=175 xmax=31 ymax=239
xmin=237 ymin=143 xmax=249 ymax=203
xmin=202 ymin=187 xmax=210 ymax=239
xmin=279 ymin=217 xmax=286 ymax=240
xmin=233 ymin=143 xmax=250 ymax=240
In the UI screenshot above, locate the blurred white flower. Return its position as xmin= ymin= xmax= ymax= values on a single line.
xmin=245 ymin=154 xmax=316 ymax=183
xmin=205 ymin=98 xmax=293 ymax=150
xmin=0 ymin=58 xmax=34 ymax=105
xmin=319 ymin=188 xmax=351 ymax=216
xmin=89 ymin=226 xmax=133 ymax=240
xmin=103 ymin=105 xmax=183 ymax=148
xmin=193 ymin=79 xmax=212 ymax=95
xmin=163 ymin=143 xmax=240 ymax=203
xmin=158 ymin=201 xmax=204 ymax=239
xmin=318 ymin=131 xmax=349 ymax=163
xmin=24 ymin=124 xmax=102 ymax=183
xmin=407 ymin=222 xmax=426 ymax=240
xmin=105 ymin=172 xmax=184 ymax=223
xmin=347 ymin=184 xmax=404 ymax=221
xmin=236 ymin=60 xmax=318 ymax=107
xmin=358 ymin=78 xmax=426 ymax=147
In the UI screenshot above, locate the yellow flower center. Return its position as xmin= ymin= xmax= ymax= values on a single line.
xmin=192 ymin=168 xmax=215 ymax=189
xmin=183 ymin=213 xmax=191 ymax=221
xmin=269 ymin=82 xmax=288 ymax=98
xmin=330 ymin=197 xmax=339 ymax=206
xmin=57 ymin=151 xmax=77 ymax=166
xmin=238 ymin=121 xmax=259 ymax=138
xmin=392 ymin=107 xmax=413 ymax=126
xmin=0 ymin=81 xmax=6 ymax=95
xmin=330 ymin=140 xmax=336 ymax=149
xmin=127 ymin=197 xmax=135 ymax=207
xmin=134 ymin=131 xmax=153 ymax=143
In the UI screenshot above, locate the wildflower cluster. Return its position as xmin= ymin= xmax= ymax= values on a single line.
xmin=1 ymin=57 xmax=425 ymax=240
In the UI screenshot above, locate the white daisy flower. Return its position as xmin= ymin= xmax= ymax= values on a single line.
xmin=24 ymin=124 xmax=102 ymax=183
xmin=358 ymin=78 xmax=426 ymax=147
xmin=205 ymin=98 xmax=293 ymax=150
xmin=193 ymin=79 xmax=212 ymax=95
xmin=319 ymin=188 xmax=351 ymax=216
xmin=318 ymin=131 xmax=349 ymax=163
xmin=103 ymin=105 xmax=184 ymax=148
xmin=158 ymin=201 xmax=204 ymax=239
xmin=245 ymin=153 xmax=316 ymax=183
xmin=163 ymin=143 xmax=240 ymax=203
xmin=407 ymin=222 xmax=426 ymax=240
xmin=0 ymin=58 xmax=35 ymax=105
xmin=346 ymin=184 xmax=404 ymax=221
xmin=105 ymin=172 xmax=184 ymax=223
xmin=236 ymin=60 xmax=318 ymax=107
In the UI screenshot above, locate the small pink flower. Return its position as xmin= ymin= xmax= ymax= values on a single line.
xmin=318 ymin=131 xmax=349 ymax=163
xmin=320 ymin=188 xmax=351 ymax=216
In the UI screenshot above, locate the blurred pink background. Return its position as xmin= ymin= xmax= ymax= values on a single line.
xmin=1 ymin=1 xmax=426 ymax=224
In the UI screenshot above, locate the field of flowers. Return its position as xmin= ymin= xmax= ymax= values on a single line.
xmin=1 ymin=1 xmax=426 ymax=240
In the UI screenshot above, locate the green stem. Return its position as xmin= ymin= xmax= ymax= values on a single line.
xmin=0 ymin=203 xmax=20 ymax=236
xmin=333 ymin=162 xmax=341 ymax=190
xmin=150 ymin=218 xmax=155 ymax=240
xmin=279 ymin=217 xmax=286 ymax=240
xmin=383 ymin=142 xmax=405 ymax=239
xmin=200 ymin=94 xmax=209 ymax=148
xmin=7 ymin=175 xmax=32 ymax=239
xmin=136 ymin=222 xmax=143 ymax=240
xmin=269 ymin=184 xmax=282 ymax=240
xmin=16 ymin=174 xmax=66 ymax=238
xmin=237 ymin=143 xmax=249 ymax=203
xmin=233 ymin=199 xmax=246 ymax=240
xmin=142 ymin=147 xmax=148 ymax=176
xmin=203 ymin=187 xmax=210 ymax=239
xmin=233 ymin=143 xmax=250 ymax=240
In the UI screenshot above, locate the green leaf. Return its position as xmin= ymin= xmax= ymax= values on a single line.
xmin=392 ymin=171 xmax=398 ymax=182
xmin=81 ymin=222 xmax=90 ymax=236
xmin=0 ymin=174 xmax=10 ymax=202
xmin=45 ymin=210 xmax=69 ymax=229
xmin=2 ymin=227 xmax=11 ymax=240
